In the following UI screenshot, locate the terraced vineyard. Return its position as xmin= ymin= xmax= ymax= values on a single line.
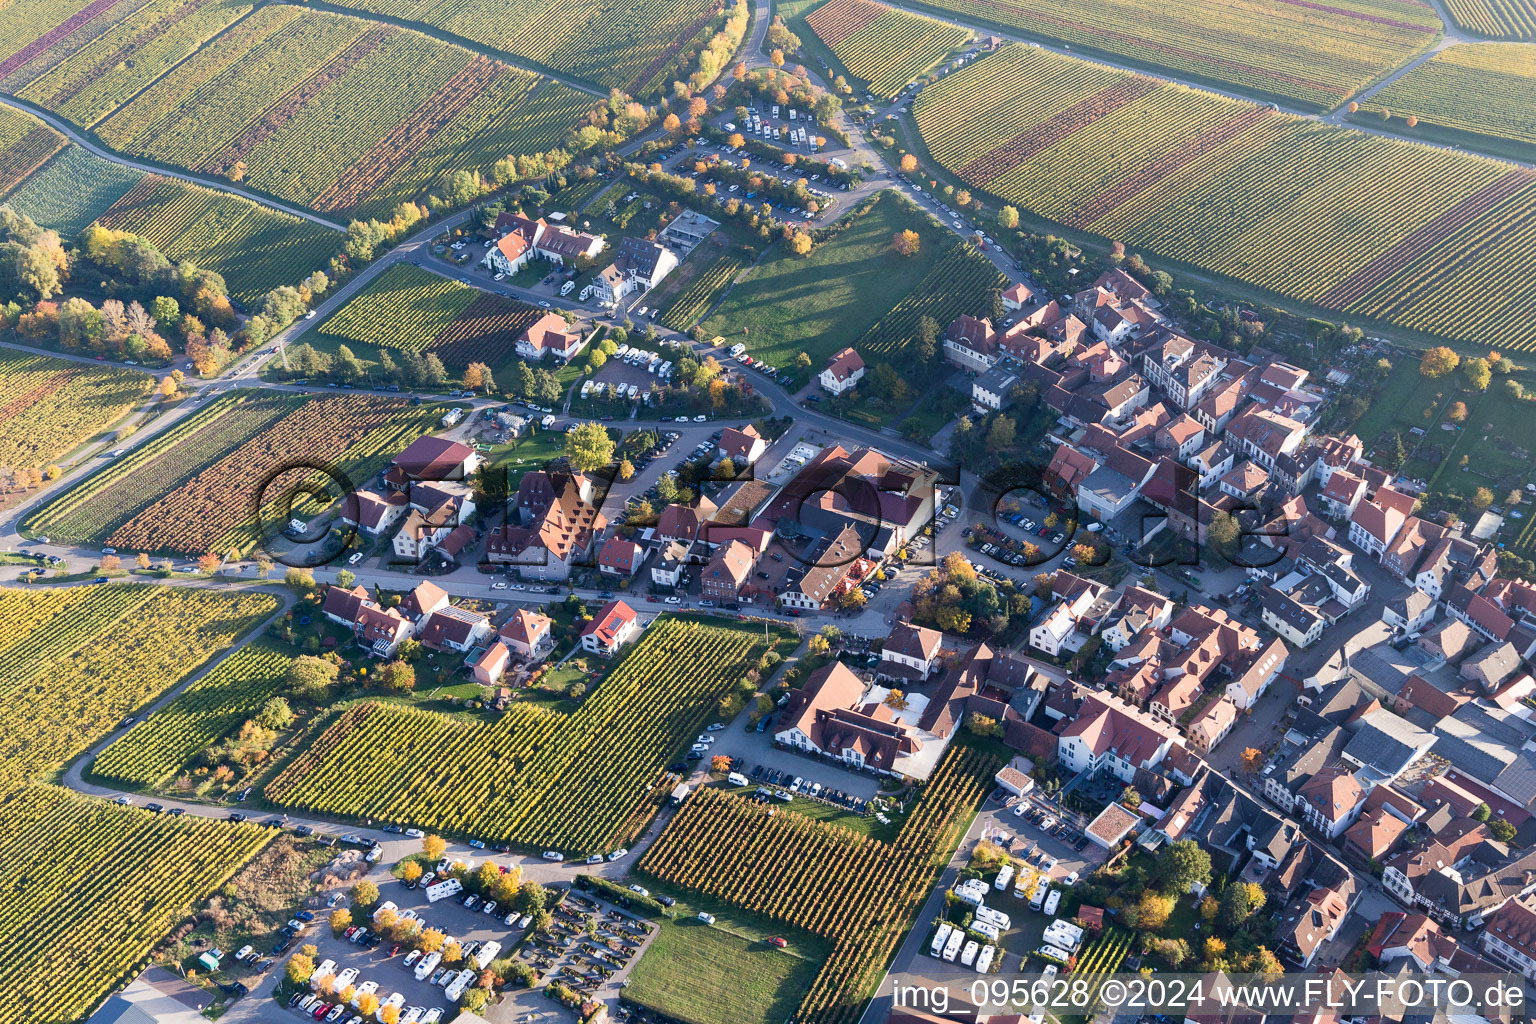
xmin=805 ymin=0 xmax=968 ymax=99
xmin=0 ymin=143 xmax=143 ymax=233
xmin=904 ymin=0 xmax=1440 ymax=110
xmin=657 ymin=251 xmax=748 ymax=330
xmin=92 ymin=639 xmax=293 ymax=786
xmin=914 ymin=44 xmax=1536 ymax=351
xmin=1443 ymin=0 xmax=1536 ymax=37
xmin=855 ymin=239 xmax=1004 ymax=365
xmin=0 ymin=784 xmax=271 ymax=1024
xmin=89 ymin=5 xmax=593 ymax=216
xmin=26 ymin=390 xmax=445 ymax=554
xmin=320 ymin=0 xmax=720 ymax=91
xmin=639 ymin=744 xmax=999 ymax=1024
xmin=0 ymin=350 xmax=153 ymax=473
xmin=1366 ymin=43 xmax=1536 ymax=151
xmin=266 ymin=616 xmax=797 ymax=851
xmin=0 ymin=584 xmax=280 ymax=779
xmin=317 ymin=262 xmax=545 ymax=368
xmin=96 ymin=174 xmax=342 ymax=303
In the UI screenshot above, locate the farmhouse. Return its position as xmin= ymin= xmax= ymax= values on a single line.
xmin=586 ymin=237 xmax=678 ymax=305
xmin=820 ymin=347 xmax=866 ymax=395
xmin=516 ymin=313 xmax=586 ymax=362
xmin=385 ymin=436 xmax=480 ymax=488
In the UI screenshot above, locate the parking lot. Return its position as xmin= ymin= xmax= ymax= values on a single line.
xmin=282 ymin=873 xmax=528 ymax=1024
xmin=720 ymin=725 xmax=883 ymax=800
xmin=514 ymin=889 xmax=654 ymax=998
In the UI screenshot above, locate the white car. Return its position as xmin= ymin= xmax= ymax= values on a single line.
xmin=585 ymin=853 xmax=604 ymax=865
xmin=698 ymin=912 xmax=715 ymax=924
xmin=491 ymin=582 xmax=507 ymax=590
xmin=235 ymin=944 xmax=253 ymax=961
xmin=629 ymin=884 xmax=650 ymax=897
xmin=664 ymin=596 xmax=682 ymax=604
xmin=405 ymin=828 xmax=425 ymax=839
xmin=494 ymin=273 xmax=505 ymax=281
xmin=541 ymin=850 xmax=564 ymax=861
xmin=607 ymin=848 xmax=629 ymax=861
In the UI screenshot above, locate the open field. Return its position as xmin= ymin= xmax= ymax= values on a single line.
xmin=0 ymin=784 xmax=271 ymax=1024
xmin=26 ymin=390 xmax=445 ymax=554
xmin=1443 ymin=0 xmax=1536 ymax=37
xmin=320 ymin=0 xmax=720 ymax=91
xmin=625 ymin=920 xmax=822 ymax=1024
xmin=316 ymin=262 xmax=545 ymax=371
xmin=639 ymin=743 xmax=998 ymax=1024
xmin=0 ymin=350 xmax=153 ymax=473
xmin=805 ymin=0 xmax=967 ymax=99
xmin=96 ymin=174 xmax=343 ymax=304
xmin=902 ymin=0 xmax=1440 ymax=111
xmin=912 ymin=44 xmax=1536 ymax=353
xmin=92 ymin=638 xmax=294 ymax=787
xmin=697 ymin=193 xmax=948 ymax=368
xmin=0 ymin=583 xmax=280 ymax=778
xmin=0 ymin=143 xmax=144 ymax=234
xmin=1363 ymin=44 xmax=1536 ymax=158
xmin=264 ymin=616 xmax=798 ymax=852
xmin=88 ymin=6 xmax=591 ymax=218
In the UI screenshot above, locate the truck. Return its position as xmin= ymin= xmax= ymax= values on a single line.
xmin=975 ymin=944 xmax=996 ymax=974
xmin=942 ymin=928 xmax=964 ymax=962
xmin=960 ymin=940 xmax=980 ymax=967
xmin=930 ymin=922 xmax=955 ymax=958
xmin=995 ymin=864 xmax=1014 ymax=892
xmin=974 ymin=904 xmax=1011 ymax=932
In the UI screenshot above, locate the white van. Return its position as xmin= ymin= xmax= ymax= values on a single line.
xmin=727 ymin=771 xmax=750 ymax=786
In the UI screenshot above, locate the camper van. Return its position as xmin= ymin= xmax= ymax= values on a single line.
xmin=974 ymin=904 xmax=1011 ymax=932
xmin=941 ymin=928 xmax=964 ymax=962
xmin=975 ymin=944 xmax=996 ymax=974
xmin=995 ymin=864 xmax=1014 ymax=892
xmin=930 ymin=922 xmax=955 ymax=958
xmin=1042 ymin=888 xmax=1062 ymax=916
xmin=1029 ymin=879 xmax=1049 ymax=911
xmin=960 ymin=940 xmax=980 ymax=967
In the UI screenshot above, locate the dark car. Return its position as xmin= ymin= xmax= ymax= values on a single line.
xmin=657 ymin=895 xmax=676 ymax=907
xmin=145 ymin=803 xmax=163 ymax=814
xmin=294 ymin=824 xmax=313 ymax=837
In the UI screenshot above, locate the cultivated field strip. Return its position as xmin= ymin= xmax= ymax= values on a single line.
xmin=0 ymin=585 xmax=281 ymax=779
xmin=806 ymin=0 xmax=968 ymax=98
xmin=0 ymin=350 xmax=153 ymax=473
xmin=71 ymin=5 xmax=590 ymax=217
xmin=0 ymin=784 xmax=271 ymax=1024
xmin=93 ymin=639 xmax=293 ymax=785
xmin=1443 ymin=0 xmax=1536 ymax=36
xmin=904 ymin=0 xmax=1440 ymax=110
xmin=0 ymin=103 xmax=65 ymax=193
xmin=914 ymin=43 xmax=1536 ymax=350
xmin=1367 ymin=42 xmax=1536 ymax=147
xmin=855 ymin=239 xmax=1005 ymax=363
xmin=640 ymin=744 xmax=998 ymax=1024
xmin=27 ymin=391 xmax=442 ymax=554
xmin=266 ymin=618 xmax=796 ymax=850
xmin=317 ymin=0 xmax=718 ymax=90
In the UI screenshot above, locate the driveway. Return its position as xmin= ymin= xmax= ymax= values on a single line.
xmin=723 ymin=725 xmax=883 ymax=800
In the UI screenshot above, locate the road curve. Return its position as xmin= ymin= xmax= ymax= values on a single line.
xmin=0 ymin=94 xmax=348 ymax=231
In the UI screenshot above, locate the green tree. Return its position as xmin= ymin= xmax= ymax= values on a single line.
xmin=378 ymin=660 xmax=416 ymax=694
xmin=255 ymin=696 xmax=294 ymax=730
xmin=1217 ymin=881 xmax=1265 ymax=932
xmin=1464 ymin=356 xmax=1491 ymax=391
xmin=1490 ymin=818 xmax=1517 ymax=843
xmin=985 ymin=415 xmax=1015 ymax=451
xmin=287 ymin=656 xmax=339 ymax=702
xmin=917 ymin=315 xmax=939 ymax=364
xmin=1153 ymin=839 xmax=1212 ymax=895
xmin=997 ymin=206 xmax=1019 ymax=229
xmin=336 ymin=569 xmax=356 ymax=589
xmin=284 ymin=567 xmax=315 ymax=590
xmin=1471 ymin=802 xmax=1492 ymax=822
xmin=514 ymin=882 xmax=548 ymax=915
xmin=564 ymin=421 xmax=615 ymax=472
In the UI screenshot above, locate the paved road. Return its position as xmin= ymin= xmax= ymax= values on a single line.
xmin=0 ymin=94 xmax=348 ymax=230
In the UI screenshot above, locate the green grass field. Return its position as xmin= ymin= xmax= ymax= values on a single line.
xmin=696 ymin=193 xmax=946 ymax=369
xmin=625 ymin=919 xmax=822 ymax=1024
